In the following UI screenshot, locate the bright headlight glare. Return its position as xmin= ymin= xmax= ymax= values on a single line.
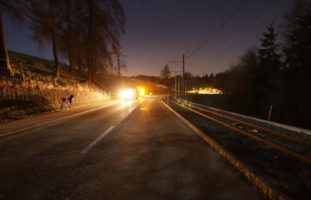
xmin=137 ymin=87 xmax=145 ymax=96
xmin=118 ymin=88 xmax=135 ymax=99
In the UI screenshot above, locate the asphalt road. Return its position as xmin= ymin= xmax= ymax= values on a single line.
xmin=0 ymin=97 xmax=261 ymax=200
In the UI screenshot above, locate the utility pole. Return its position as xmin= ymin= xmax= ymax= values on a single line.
xmin=172 ymin=71 xmax=180 ymax=97
xmin=182 ymin=54 xmax=185 ymax=96
xmin=169 ymin=56 xmax=185 ymax=96
xmin=175 ymin=74 xmax=177 ymax=97
xmin=117 ymin=48 xmax=120 ymax=77
xmin=115 ymin=46 xmax=127 ymax=78
xmin=177 ymin=75 xmax=180 ymax=96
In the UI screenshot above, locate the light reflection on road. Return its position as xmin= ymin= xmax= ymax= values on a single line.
xmin=117 ymin=98 xmax=144 ymax=120
xmin=118 ymin=99 xmax=135 ymax=109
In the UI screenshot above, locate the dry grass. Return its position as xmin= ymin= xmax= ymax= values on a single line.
xmin=1 ymin=55 xmax=109 ymax=123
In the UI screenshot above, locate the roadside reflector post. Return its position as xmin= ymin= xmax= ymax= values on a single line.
xmin=268 ymin=105 xmax=273 ymax=121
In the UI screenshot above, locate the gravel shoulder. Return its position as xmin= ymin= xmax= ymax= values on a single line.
xmin=169 ymin=101 xmax=311 ymax=200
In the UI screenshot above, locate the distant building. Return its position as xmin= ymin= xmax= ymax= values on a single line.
xmin=187 ymin=87 xmax=223 ymax=95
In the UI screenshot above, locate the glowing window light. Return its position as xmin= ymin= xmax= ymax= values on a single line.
xmin=187 ymin=87 xmax=223 ymax=94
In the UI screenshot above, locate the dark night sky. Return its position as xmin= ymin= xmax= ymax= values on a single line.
xmin=4 ymin=0 xmax=294 ymax=76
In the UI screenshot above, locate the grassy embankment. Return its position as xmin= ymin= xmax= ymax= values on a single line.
xmin=0 ymin=51 xmax=109 ymax=123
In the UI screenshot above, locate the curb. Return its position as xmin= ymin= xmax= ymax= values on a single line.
xmin=162 ymin=100 xmax=289 ymax=200
xmin=0 ymin=102 xmax=118 ymax=138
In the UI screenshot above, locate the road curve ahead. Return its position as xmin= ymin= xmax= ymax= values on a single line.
xmin=0 ymin=97 xmax=262 ymax=200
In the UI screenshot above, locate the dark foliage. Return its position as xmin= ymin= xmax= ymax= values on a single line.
xmin=160 ymin=65 xmax=171 ymax=85
xmin=0 ymin=0 xmax=125 ymax=82
xmin=205 ymin=3 xmax=311 ymax=129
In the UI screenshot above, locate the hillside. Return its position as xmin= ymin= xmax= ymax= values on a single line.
xmin=1 ymin=51 xmax=110 ymax=123
xmin=1 ymin=51 xmax=171 ymax=123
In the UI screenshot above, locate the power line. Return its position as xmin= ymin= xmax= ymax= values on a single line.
xmin=181 ymin=0 xmax=219 ymax=57
xmin=205 ymin=0 xmax=282 ymax=58
xmin=188 ymin=0 xmax=248 ymax=57
xmin=188 ymin=0 xmax=249 ymax=57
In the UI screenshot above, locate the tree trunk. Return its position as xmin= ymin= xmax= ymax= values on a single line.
xmin=49 ymin=0 xmax=60 ymax=79
xmin=87 ymin=0 xmax=95 ymax=83
xmin=0 ymin=10 xmax=11 ymax=77
xmin=65 ymin=0 xmax=75 ymax=77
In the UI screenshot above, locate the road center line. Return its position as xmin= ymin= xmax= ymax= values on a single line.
xmin=81 ymin=126 xmax=115 ymax=155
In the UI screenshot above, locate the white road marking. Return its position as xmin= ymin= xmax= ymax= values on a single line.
xmin=80 ymin=100 xmax=143 ymax=155
xmin=0 ymin=101 xmax=118 ymax=138
xmin=81 ymin=126 xmax=115 ymax=154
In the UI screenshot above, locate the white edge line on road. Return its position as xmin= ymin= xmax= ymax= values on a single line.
xmin=0 ymin=102 xmax=118 ymax=138
xmin=81 ymin=126 xmax=115 ymax=155
xmin=80 ymin=100 xmax=142 ymax=155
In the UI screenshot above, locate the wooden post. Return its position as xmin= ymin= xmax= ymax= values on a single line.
xmin=268 ymin=105 xmax=273 ymax=121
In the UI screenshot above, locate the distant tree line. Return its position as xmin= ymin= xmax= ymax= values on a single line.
xmin=0 ymin=0 xmax=125 ymax=83
xmin=200 ymin=1 xmax=311 ymax=128
xmin=160 ymin=65 xmax=171 ymax=85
